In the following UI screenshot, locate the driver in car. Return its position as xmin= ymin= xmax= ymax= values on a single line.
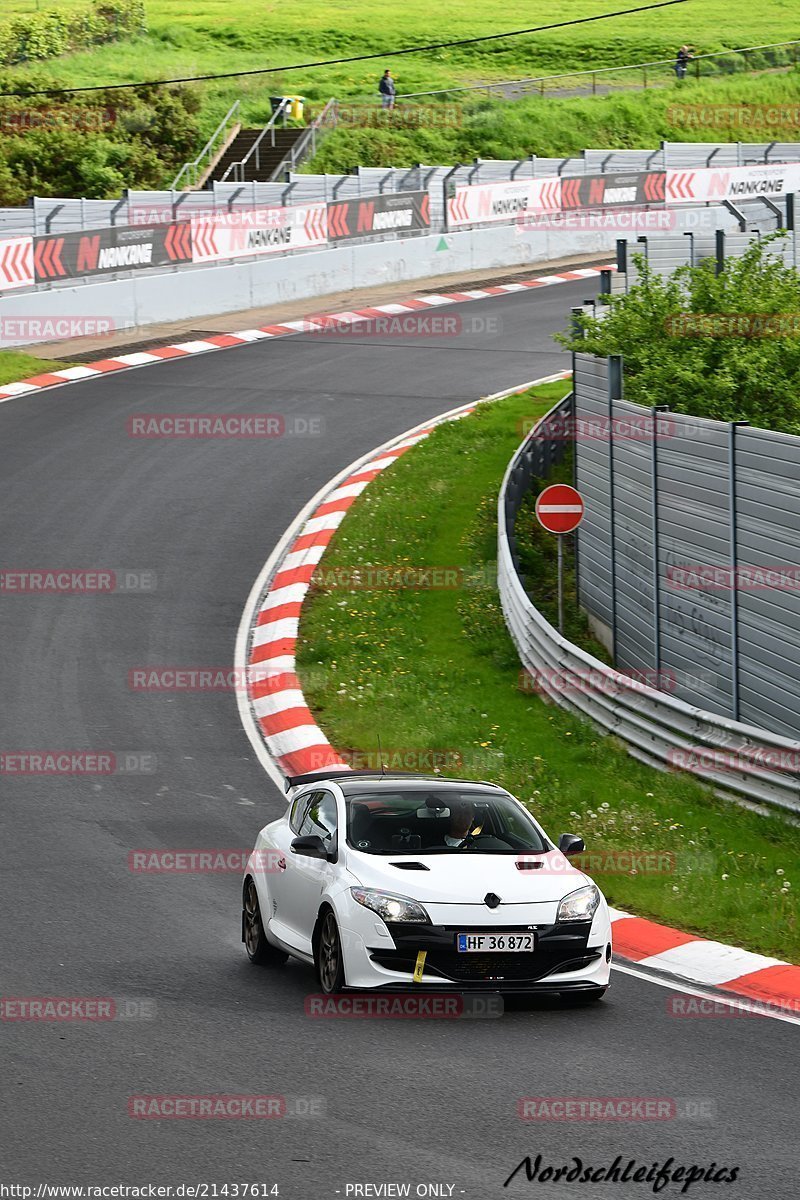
xmin=444 ymin=798 xmax=479 ymax=847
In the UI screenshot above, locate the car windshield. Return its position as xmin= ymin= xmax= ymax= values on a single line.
xmin=344 ymin=788 xmax=549 ymax=855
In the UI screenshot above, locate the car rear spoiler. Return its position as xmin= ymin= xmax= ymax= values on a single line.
xmin=283 ymin=768 xmax=430 ymax=792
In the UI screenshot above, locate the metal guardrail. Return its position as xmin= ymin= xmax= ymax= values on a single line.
xmin=4 ymin=140 xmax=800 ymax=239
xmin=497 ymin=366 xmax=800 ymax=816
xmin=218 ymin=98 xmax=292 ymax=184
xmin=170 ymin=100 xmax=241 ymax=191
xmin=400 ymin=39 xmax=800 ymax=101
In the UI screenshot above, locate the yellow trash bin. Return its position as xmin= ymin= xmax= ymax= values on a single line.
xmin=286 ymin=95 xmax=305 ymax=122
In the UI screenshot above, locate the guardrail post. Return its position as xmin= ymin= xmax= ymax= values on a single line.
xmin=651 ymin=404 xmax=669 ymax=677
xmin=728 ymin=421 xmax=749 ymax=721
xmin=786 ymin=192 xmax=795 ymax=231
xmin=44 ymin=204 xmax=63 ymax=235
xmin=608 ymin=355 xmax=623 ymax=661
xmin=110 ymin=197 xmax=126 ymax=228
xmin=442 ymin=164 xmax=462 ymax=232
xmin=715 ymin=228 xmax=726 ymax=274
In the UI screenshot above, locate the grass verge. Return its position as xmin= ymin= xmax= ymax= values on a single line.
xmin=308 ymin=68 xmax=800 ymax=172
xmin=0 ymin=350 xmax=72 ymax=386
xmin=297 ymin=381 xmax=800 ymax=962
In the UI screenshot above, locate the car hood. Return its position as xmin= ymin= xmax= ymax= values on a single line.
xmin=346 ymin=849 xmax=590 ymax=904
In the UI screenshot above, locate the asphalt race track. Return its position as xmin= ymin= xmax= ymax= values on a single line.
xmin=1 ymin=276 xmax=796 ymax=1198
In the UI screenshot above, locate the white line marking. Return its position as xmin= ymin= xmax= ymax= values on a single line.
xmin=611 ymin=962 xmax=800 ymax=1027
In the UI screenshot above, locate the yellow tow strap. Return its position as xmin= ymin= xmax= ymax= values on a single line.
xmin=413 ymin=950 xmax=427 ymax=982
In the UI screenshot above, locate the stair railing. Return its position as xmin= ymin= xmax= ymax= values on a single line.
xmin=170 ymin=100 xmax=241 ymax=191
xmin=218 ymin=99 xmax=293 ymax=185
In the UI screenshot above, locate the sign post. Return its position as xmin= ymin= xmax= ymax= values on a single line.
xmin=534 ymin=484 xmax=586 ymax=633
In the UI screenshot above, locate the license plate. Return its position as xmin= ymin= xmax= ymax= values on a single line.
xmin=456 ymin=932 xmax=535 ymax=953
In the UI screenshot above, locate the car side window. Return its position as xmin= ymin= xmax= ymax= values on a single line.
xmin=299 ymin=790 xmax=338 ymax=847
xmin=289 ymin=790 xmax=318 ymax=834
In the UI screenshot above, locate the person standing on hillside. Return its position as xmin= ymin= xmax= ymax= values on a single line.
xmin=674 ymin=45 xmax=694 ymax=79
xmin=379 ymin=69 xmax=396 ymax=110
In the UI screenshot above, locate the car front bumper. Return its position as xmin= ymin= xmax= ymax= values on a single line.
xmin=338 ymin=912 xmax=612 ymax=992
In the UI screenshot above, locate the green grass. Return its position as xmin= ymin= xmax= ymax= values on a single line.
xmin=1 ymin=0 xmax=799 ymax=140
xmin=0 ymin=350 xmax=71 ymax=385
xmin=297 ymin=382 xmax=800 ymax=963
xmin=308 ymin=67 xmax=800 ymax=172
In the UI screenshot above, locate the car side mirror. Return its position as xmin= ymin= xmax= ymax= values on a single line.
xmin=291 ymin=834 xmax=331 ymax=860
xmin=558 ymin=833 xmax=585 ymax=857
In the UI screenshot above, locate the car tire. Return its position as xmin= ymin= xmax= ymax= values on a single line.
xmin=243 ymin=877 xmax=289 ymax=966
xmin=315 ymin=908 xmax=346 ymax=994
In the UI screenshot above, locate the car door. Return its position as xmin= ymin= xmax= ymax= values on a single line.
xmin=282 ymin=789 xmax=340 ymax=952
xmin=266 ymin=789 xmax=317 ymax=948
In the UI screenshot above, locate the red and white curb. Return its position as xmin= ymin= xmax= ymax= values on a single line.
xmin=0 ymin=265 xmax=609 ymax=406
xmin=235 ymin=375 xmax=800 ymax=1024
xmin=235 ymin=373 xmax=569 ymax=787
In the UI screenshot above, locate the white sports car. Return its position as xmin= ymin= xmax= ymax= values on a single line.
xmin=242 ymin=771 xmax=612 ymax=1000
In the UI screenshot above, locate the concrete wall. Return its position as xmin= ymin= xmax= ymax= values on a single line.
xmin=0 ymin=207 xmax=740 ymax=348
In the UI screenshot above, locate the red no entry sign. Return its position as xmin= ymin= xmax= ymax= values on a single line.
xmin=535 ymin=484 xmax=585 ymax=534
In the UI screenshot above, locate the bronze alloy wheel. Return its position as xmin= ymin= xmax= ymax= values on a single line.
xmin=317 ymin=910 xmax=345 ymax=993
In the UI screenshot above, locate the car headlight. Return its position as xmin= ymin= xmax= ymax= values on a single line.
xmin=557 ymin=884 xmax=600 ymax=923
xmin=350 ymin=887 xmax=431 ymax=924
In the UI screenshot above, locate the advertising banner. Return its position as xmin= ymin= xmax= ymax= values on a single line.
xmin=191 ymin=204 xmax=327 ymax=264
xmin=666 ymin=161 xmax=800 ymax=204
xmin=561 ymin=172 xmax=666 ymax=208
xmin=33 ymin=223 xmax=192 ymax=282
xmin=327 ymin=191 xmax=429 ymax=241
xmin=447 ymin=177 xmax=561 ymax=228
xmin=0 ymin=236 xmax=34 ymax=292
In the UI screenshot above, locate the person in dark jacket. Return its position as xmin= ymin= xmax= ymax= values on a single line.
xmin=674 ymin=45 xmax=694 ymax=79
xmin=379 ymin=69 xmax=396 ymax=109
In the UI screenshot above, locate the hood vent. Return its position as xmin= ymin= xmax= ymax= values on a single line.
xmin=516 ymin=860 xmax=545 ymax=871
xmin=390 ymin=861 xmax=430 ymax=871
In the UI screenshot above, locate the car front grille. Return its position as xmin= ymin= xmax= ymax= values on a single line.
xmin=369 ymin=921 xmax=598 ymax=984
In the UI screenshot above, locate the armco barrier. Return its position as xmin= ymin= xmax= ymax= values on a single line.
xmin=0 ymin=142 xmax=796 ymax=296
xmin=572 ymin=223 xmax=800 ymax=740
xmin=0 ymin=206 xmax=751 ymax=349
xmin=497 ymin=400 xmax=800 ymax=814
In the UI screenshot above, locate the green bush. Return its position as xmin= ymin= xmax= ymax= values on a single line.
xmin=0 ymin=77 xmax=200 ymax=201
xmin=0 ymin=0 xmax=145 ymax=65
xmin=558 ymin=236 xmax=800 ymax=434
